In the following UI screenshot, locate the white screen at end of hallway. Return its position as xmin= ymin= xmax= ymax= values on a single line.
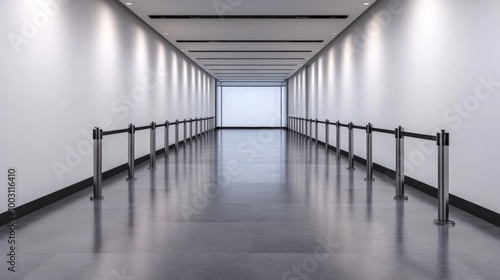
xmin=221 ymin=87 xmax=282 ymax=127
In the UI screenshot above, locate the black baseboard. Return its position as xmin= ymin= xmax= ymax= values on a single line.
xmin=312 ymin=134 xmax=500 ymax=227
xmin=0 ymin=141 xmax=187 ymax=226
xmin=0 ymin=177 xmax=94 ymax=226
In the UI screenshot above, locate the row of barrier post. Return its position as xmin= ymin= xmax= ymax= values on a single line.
xmin=287 ymin=116 xmax=454 ymax=226
xmin=92 ymin=117 xmax=215 ymax=201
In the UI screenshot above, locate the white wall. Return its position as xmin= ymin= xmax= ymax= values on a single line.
xmin=288 ymin=0 xmax=500 ymax=214
xmin=0 ymin=0 xmax=215 ymax=213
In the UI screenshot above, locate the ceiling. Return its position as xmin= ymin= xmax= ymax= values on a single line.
xmin=119 ymin=0 xmax=376 ymax=82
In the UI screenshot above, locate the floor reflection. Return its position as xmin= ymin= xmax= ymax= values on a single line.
xmin=4 ymin=129 xmax=500 ymax=280
xmin=437 ymin=225 xmax=451 ymax=278
xmin=92 ymin=200 xmax=102 ymax=254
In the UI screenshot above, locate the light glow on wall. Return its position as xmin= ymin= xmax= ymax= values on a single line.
xmin=133 ymin=26 xmax=148 ymax=74
xmin=95 ymin=3 xmax=121 ymax=88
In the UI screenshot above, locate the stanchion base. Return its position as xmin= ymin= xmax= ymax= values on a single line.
xmin=126 ymin=177 xmax=137 ymax=182
xmin=90 ymin=196 xmax=103 ymax=201
xmin=364 ymin=178 xmax=375 ymax=182
xmin=433 ymin=219 xmax=455 ymax=226
xmin=347 ymin=167 xmax=355 ymax=170
xmin=394 ymin=196 xmax=408 ymax=200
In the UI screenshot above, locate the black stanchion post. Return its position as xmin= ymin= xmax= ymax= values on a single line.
xmin=202 ymin=118 xmax=205 ymax=135
xmin=91 ymin=128 xmax=103 ymax=200
xmin=309 ymin=118 xmax=313 ymax=141
xmin=201 ymin=118 xmax=204 ymax=135
xmin=325 ymin=119 xmax=330 ymax=153
xmin=127 ymin=124 xmax=136 ymax=181
xmin=299 ymin=118 xmax=301 ymax=135
xmin=164 ymin=120 xmax=170 ymax=159
xmin=434 ymin=130 xmax=455 ymax=226
xmin=315 ymin=119 xmax=319 ymax=144
xmin=297 ymin=118 xmax=302 ymax=135
xmin=304 ymin=118 xmax=307 ymax=137
xmin=299 ymin=118 xmax=302 ymax=135
xmin=365 ymin=123 xmax=374 ymax=182
xmin=190 ymin=118 xmax=193 ymax=142
xmin=297 ymin=118 xmax=300 ymax=135
xmin=195 ymin=118 xmax=199 ymax=138
xmin=175 ymin=119 xmax=179 ymax=153
xmin=305 ymin=118 xmax=308 ymax=138
xmin=149 ymin=121 xmax=157 ymax=169
xmin=303 ymin=118 xmax=306 ymax=136
xmin=183 ymin=119 xmax=187 ymax=147
xmin=394 ymin=126 xmax=408 ymax=200
xmin=347 ymin=122 xmax=355 ymax=170
xmin=336 ymin=121 xmax=341 ymax=160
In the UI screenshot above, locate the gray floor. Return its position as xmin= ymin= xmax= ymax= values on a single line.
xmin=1 ymin=129 xmax=500 ymax=280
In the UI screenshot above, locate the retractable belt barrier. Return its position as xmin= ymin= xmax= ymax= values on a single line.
xmin=91 ymin=117 xmax=215 ymax=200
xmin=287 ymin=116 xmax=454 ymax=226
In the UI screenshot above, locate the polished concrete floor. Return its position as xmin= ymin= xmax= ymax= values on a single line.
xmin=2 ymin=129 xmax=500 ymax=279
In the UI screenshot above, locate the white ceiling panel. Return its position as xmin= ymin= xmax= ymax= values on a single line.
xmin=118 ymin=0 xmax=376 ymax=81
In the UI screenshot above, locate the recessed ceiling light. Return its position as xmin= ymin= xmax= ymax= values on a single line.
xmin=363 ymin=2 xmax=370 ymax=5
xmin=332 ymin=33 xmax=337 ymax=35
xmin=126 ymin=2 xmax=132 ymax=5
xmin=164 ymin=32 xmax=168 ymax=35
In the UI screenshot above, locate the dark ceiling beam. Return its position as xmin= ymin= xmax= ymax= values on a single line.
xmin=177 ymin=40 xmax=323 ymax=43
xmin=150 ymin=15 xmax=348 ymax=19
xmin=196 ymin=57 xmax=306 ymax=60
xmin=189 ymin=50 xmax=312 ymax=53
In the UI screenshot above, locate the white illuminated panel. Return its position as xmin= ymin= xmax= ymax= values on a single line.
xmin=222 ymin=87 xmax=282 ymax=127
